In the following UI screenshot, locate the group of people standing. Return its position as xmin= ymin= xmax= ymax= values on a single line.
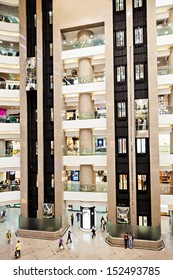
xmin=124 ymin=232 xmax=134 ymax=249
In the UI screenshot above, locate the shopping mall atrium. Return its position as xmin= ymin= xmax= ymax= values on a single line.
xmin=1 ymin=0 xmax=173 ymax=260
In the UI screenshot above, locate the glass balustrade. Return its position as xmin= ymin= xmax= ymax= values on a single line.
xmin=159 ymin=145 xmax=173 ymax=154
xmin=0 ymin=184 xmax=20 ymax=192
xmin=18 ymin=215 xmax=62 ymax=231
xmin=107 ymin=222 xmax=161 ymax=241
xmin=157 ymin=25 xmax=173 ymax=36
xmin=64 ymin=147 xmax=107 ymax=156
xmin=157 ymin=66 xmax=173 ymax=75
xmin=62 ymin=34 xmax=105 ymax=51
xmin=0 ymin=115 xmax=20 ymax=123
xmin=64 ymin=183 xmax=107 ymax=192
xmin=0 ymin=14 xmax=19 ymax=23
xmin=63 ymin=111 xmax=106 ymax=120
xmin=0 ymin=81 xmax=20 ymax=89
xmin=63 ymin=73 xmax=105 ymax=85
xmin=0 ymin=46 xmax=19 ymax=56
xmin=158 ymin=105 xmax=173 ymax=114
xmin=0 ymin=148 xmax=20 ymax=157
xmin=160 ymin=185 xmax=173 ymax=195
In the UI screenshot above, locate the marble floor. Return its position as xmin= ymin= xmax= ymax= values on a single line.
xmin=0 ymin=207 xmax=173 ymax=260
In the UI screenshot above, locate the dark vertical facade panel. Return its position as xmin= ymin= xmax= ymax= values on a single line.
xmin=27 ymin=92 xmax=38 ymax=218
xmin=133 ymin=0 xmax=151 ymax=225
xmin=26 ymin=0 xmax=36 ymax=57
xmin=42 ymin=0 xmax=54 ymax=203
xmin=113 ymin=1 xmax=130 ymax=208
xmin=26 ymin=0 xmax=37 ymax=218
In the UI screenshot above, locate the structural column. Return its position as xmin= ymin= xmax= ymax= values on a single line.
xmin=78 ymin=30 xmax=95 ymax=187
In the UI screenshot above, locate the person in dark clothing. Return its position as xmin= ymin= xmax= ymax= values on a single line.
xmin=66 ymin=230 xmax=72 ymax=244
xmin=91 ymin=226 xmax=96 ymax=238
xmin=71 ymin=213 xmax=74 ymax=225
xmin=124 ymin=232 xmax=128 ymax=249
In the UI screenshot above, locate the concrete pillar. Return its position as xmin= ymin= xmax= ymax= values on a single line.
xmin=170 ymin=171 xmax=173 ymax=186
xmin=77 ymin=29 xmax=95 ymax=186
xmin=168 ymin=9 xmax=173 ymax=25
xmin=79 ymin=93 xmax=93 ymax=116
xmin=168 ymin=87 xmax=173 ymax=105
xmin=80 ymin=165 xmax=95 ymax=185
xmin=0 ymin=140 xmax=5 ymax=155
xmin=168 ymin=48 xmax=173 ymax=74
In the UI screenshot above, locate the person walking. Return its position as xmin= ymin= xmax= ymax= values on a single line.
xmin=91 ymin=226 xmax=96 ymax=238
xmin=71 ymin=213 xmax=74 ymax=226
xmin=76 ymin=212 xmax=80 ymax=222
xmin=57 ymin=236 xmax=64 ymax=251
xmin=15 ymin=240 xmax=21 ymax=258
xmin=6 ymin=229 xmax=11 ymax=244
xmin=100 ymin=216 xmax=104 ymax=228
xmin=124 ymin=232 xmax=128 ymax=249
xmin=66 ymin=230 xmax=72 ymax=244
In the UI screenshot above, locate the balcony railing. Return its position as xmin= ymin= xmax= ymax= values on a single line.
xmin=63 ymin=111 xmax=106 ymax=120
xmin=0 ymin=46 xmax=19 ymax=56
xmin=0 ymin=115 xmax=20 ymax=123
xmin=63 ymin=73 xmax=105 ymax=86
xmin=157 ymin=66 xmax=173 ymax=75
xmin=0 ymin=81 xmax=20 ymax=90
xmin=157 ymin=25 xmax=173 ymax=36
xmin=0 ymin=149 xmax=20 ymax=157
xmin=159 ymin=145 xmax=173 ymax=154
xmin=160 ymin=185 xmax=173 ymax=195
xmin=64 ymin=147 xmax=107 ymax=156
xmin=64 ymin=183 xmax=107 ymax=192
xmin=0 ymin=184 xmax=20 ymax=192
xmin=158 ymin=105 xmax=173 ymax=114
xmin=0 ymin=14 xmax=19 ymax=24
xmin=62 ymin=34 xmax=105 ymax=51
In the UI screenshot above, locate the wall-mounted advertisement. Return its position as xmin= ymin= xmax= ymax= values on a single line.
xmin=43 ymin=203 xmax=54 ymax=219
xmin=26 ymin=57 xmax=37 ymax=91
xmin=82 ymin=208 xmax=90 ymax=230
xmin=117 ymin=206 xmax=129 ymax=224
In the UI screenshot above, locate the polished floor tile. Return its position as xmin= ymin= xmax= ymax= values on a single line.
xmin=0 ymin=208 xmax=173 ymax=260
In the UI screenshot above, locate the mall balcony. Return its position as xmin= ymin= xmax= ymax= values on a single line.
xmin=63 ymin=147 xmax=107 ymax=168
xmin=64 ymin=182 xmax=107 ymax=204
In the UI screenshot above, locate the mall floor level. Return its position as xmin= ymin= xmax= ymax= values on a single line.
xmin=0 ymin=208 xmax=173 ymax=260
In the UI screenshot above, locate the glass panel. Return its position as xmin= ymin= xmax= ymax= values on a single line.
xmin=107 ymin=222 xmax=161 ymax=240
xmin=135 ymin=27 xmax=143 ymax=44
xmin=50 ymin=43 xmax=53 ymax=56
xmin=50 ymin=108 xmax=54 ymax=121
xmin=139 ymin=215 xmax=147 ymax=226
xmin=117 ymin=66 xmax=125 ymax=82
xmin=119 ymin=174 xmax=127 ymax=190
xmin=51 ymin=174 xmax=54 ymax=188
xmin=51 ymin=141 xmax=54 ymax=154
xmin=137 ymin=138 xmax=146 ymax=153
xmin=118 ymin=138 xmax=126 ymax=153
xmin=135 ymin=64 xmax=144 ymax=80
xmin=116 ymin=0 xmax=124 ymax=11
xmin=50 ymin=75 xmax=53 ymax=89
xmin=137 ymin=174 xmax=147 ymax=190
xmin=134 ymin=0 xmax=143 ymax=8
xmin=116 ymin=30 xmax=125 ymax=47
xmin=19 ymin=215 xmax=62 ymax=231
xmin=117 ymin=102 xmax=126 ymax=118
xmin=49 ymin=11 xmax=53 ymax=24
xmin=135 ymin=99 xmax=148 ymax=131
xmin=34 ymin=14 xmax=36 ymax=27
